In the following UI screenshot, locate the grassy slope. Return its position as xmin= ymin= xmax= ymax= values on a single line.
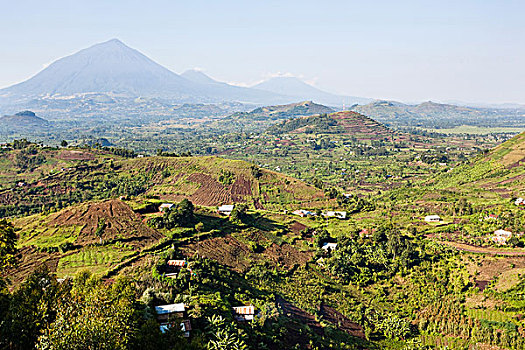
xmin=431 ymin=131 xmax=525 ymax=198
xmin=3 ymin=148 xmax=330 ymax=282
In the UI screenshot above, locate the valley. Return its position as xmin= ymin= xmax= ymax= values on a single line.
xmin=2 ymin=109 xmax=525 ymax=349
xmin=0 ymin=33 xmax=524 ymax=350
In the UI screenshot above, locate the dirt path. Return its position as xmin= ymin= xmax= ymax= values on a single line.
xmin=437 ymin=240 xmax=525 ymax=256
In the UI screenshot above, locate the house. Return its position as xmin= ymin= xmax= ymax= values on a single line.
xmin=292 ymin=209 xmax=315 ymax=217
xmin=155 ymin=303 xmax=186 ymax=321
xmin=159 ymin=203 xmax=174 ymax=212
xmin=232 ymin=305 xmax=255 ymax=322
xmin=218 ymin=204 xmax=235 ymax=216
xmin=322 ymin=211 xmax=347 ymax=219
xmin=167 ymin=260 xmax=186 ymax=267
xmin=322 ymin=242 xmax=338 ymax=251
xmin=492 ymin=229 xmax=512 ymax=244
xmin=155 ymin=303 xmax=191 ymax=337
xmin=515 ymin=198 xmax=525 ymax=206
xmin=424 ymin=215 xmax=441 ymax=223
xmin=359 ymin=228 xmax=374 ymax=238
xmin=165 ymin=260 xmax=187 ymax=277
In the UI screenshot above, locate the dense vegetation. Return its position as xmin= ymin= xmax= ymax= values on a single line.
xmin=1 ymin=107 xmax=525 ymax=349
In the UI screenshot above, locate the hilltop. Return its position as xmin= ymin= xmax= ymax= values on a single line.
xmin=266 ymin=110 xmax=392 ymax=140
xmin=0 ymin=111 xmax=49 ymax=129
xmin=205 ymin=101 xmax=334 ymax=132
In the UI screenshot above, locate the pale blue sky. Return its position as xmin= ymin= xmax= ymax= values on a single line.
xmin=1 ymin=0 xmax=524 ymax=104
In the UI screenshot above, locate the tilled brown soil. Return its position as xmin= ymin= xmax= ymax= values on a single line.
xmin=4 ymin=246 xmax=63 ymax=287
xmin=179 ymin=234 xmax=314 ymax=272
xmin=49 ymin=199 xmax=163 ymax=247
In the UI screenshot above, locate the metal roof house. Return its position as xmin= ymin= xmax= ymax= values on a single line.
xmin=155 ymin=303 xmax=186 ymax=317
xmin=292 ymin=209 xmax=315 ymax=217
xmin=323 ymin=211 xmax=347 ymax=219
xmin=155 ymin=303 xmax=191 ymax=337
xmin=218 ymin=204 xmax=235 ymax=216
xmin=232 ymin=305 xmax=255 ymax=322
xmin=167 ymin=260 xmax=186 ymax=267
xmin=493 ymin=229 xmax=513 ymax=244
xmin=424 ymin=215 xmax=441 ymax=222
xmin=159 ymin=203 xmax=174 ymax=212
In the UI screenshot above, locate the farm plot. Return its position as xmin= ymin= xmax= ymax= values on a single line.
xmin=48 ymin=199 xmax=163 ymax=247
xmin=57 ymin=245 xmax=135 ymax=277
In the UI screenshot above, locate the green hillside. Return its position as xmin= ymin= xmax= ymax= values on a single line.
xmin=2 ymin=136 xmax=525 ymax=350
xmin=205 ymin=100 xmax=334 ymax=132
xmin=432 ymin=131 xmax=525 ymax=197
xmin=0 ymin=143 xmax=329 ymax=218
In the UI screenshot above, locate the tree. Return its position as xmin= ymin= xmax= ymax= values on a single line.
xmin=229 ymin=204 xmax=248 ymax=224
xmin=60 ymin=140 xmax=68 ymax=148
xmin=37 ymin=274 xmax=137 ymax=350
xmin=206 ymin=315 xmax=248 ymax=350
xmin=94 ymin=219 xmax=106 ymax=244
xmin=379 ymin=315 xmax=411 ymax=340
xmin=0 ymin=220 xmax=17 ymax=272
xmin=1 ymin=267 xmax=64 ymax=350
xmin=314 ymin=228 xmax=330 ymax=248
xmin=151 ymin=199 xmax=196 ymax=229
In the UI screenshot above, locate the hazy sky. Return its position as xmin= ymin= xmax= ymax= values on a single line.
xmin=1 ymin=0 xmax=524 ymax=104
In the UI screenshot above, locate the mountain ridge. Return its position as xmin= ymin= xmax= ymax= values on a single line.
xmin=0 ymin=39 xmax=371 ymax=109
xmin=253 ymin=76 xmax=371 ymax=106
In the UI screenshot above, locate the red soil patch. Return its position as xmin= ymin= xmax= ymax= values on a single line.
xmin=475 ymin=280 xmax=490 ymax=291
xmin=277 ymin=296 xmax=324 ymax=336
xmin=289 ymin=221 xmax=308 ymax=235
xmin=180 ymin=234 xmax=313 ymax=272
xmin=186 ymin=173 xmax=234 ymax=206
xmin=49 ymin=199 xmax=163 ymax=248
xmin=438 ymin=241 xmax=525 ymax=256
xmin=231 ymin=176 xmax=253 ymax=200
xmin=3 ymin=246 xmax=62 ymax=287
xmin=180 ymin=236 xmax=252 ymax=272
xmin=263 ymin=244 xmax=313 ymax=269
xmin=58 ymin=150 xmax=95 ymax=161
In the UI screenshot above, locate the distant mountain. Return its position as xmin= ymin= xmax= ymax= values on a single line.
xmin=266 ymin=110 xmax=391 ymax=140
xmin=181 ymin=69 xmax=220 ymax=85
xmin=0 ymin=39 xmax=199 ymax=102
xmin=352 ymin=100 xmax=525 ymax=129
xmin=253 ymin=77 xmax=371 ymax=107
xmin=206 ymin=101 xmax=334 ymax=132
xmin=0 ymin=39 xmax=291 ymax=107
xmin=0 ymin=110 xmax=49 ymax=129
